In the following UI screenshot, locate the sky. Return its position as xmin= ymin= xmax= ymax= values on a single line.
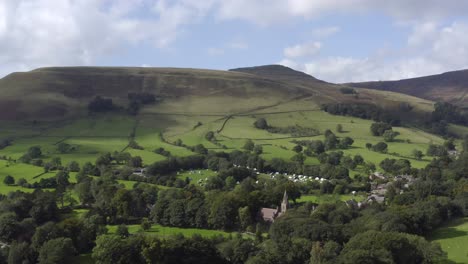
xmin=1 ymin=0 xmax=468 ymax=82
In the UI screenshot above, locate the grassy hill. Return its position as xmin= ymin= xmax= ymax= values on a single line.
xmin=348 ymin=69 xmax=468 ymax=108
xmin=0 ymin=65 xmax=434 ymax=121
xmin=0 ymin=65 xmax=450 ymax=193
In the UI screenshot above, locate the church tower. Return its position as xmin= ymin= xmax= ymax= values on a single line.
xmin=281 ymin=190 xmax=289 ymax=213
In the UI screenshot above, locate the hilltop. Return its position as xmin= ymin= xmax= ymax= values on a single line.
xmin=348 ymin=69 xmax=468 ymax=108
xmin=0 ymin=65 xmax=433 ymax=121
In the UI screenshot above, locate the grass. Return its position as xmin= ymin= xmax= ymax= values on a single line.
xmin=176 ymin=169 xmax=217 ymax=185
xmin=107 ymin=224 xmax=233 ymax=238
xmin=296 ymin=194 xmax=366 ymax=203
xmin=429 ymin=217 xmax=468 ymax=264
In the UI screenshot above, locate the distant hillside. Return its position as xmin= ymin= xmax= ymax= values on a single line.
xmin=0 ymin=66 xmax=434 ymax=121
xmin=348 ymin=69 xmax=468 ymax=107
xmin=230 ymin=64 xmax=327 ymax=84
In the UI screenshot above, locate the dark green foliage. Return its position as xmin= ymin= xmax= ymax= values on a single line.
xmin=153 ymin=147 xmax=171 ymax=157
xmin=338 ymin=231 xmax=446 ymax=264
xmin=243 ymin=139 xmax=255 ymax=151
xmin=370 ymin=122 xmax=393 ymax=136
xmin=323 ymin=103 xmax=401 ymax=125
xmin=8 ymin=242 xmax=33 ymax=264
xmin=67 ymin=161 xmax=80 ymax=172
xmin=379 ymin=158 xmax=411 ymax=175
xmin=267 ymin=125 xmax=319 ymax=137
xmin=383 ymin=130 xmax=400 ymax=142
xmin=38 ymin=237 xmax=76 ymax=264
xmin=338 ymin=137 xmax=354 ymax=149
xmin=254 ymin=118 xmax=269 ymax=129
xmin=116 ymin=224 xmax=129 ymax=238
xmin=336 ymin=123 xmax=343 ymax=133
xmin=339 ymin=87 xmax=356 ymax=94
xmin=0 ymin=213 xmax=20 ymax=242
xmin=141 ymin=219 xmax=152 ymax=231
xmin=0 ymin=139 xmax=12 ymax=150
xmin=412 ymin=149 xmax=424 ymax=160
xmin=193 ymin=144 xmax=208 ymax=155
xmin=253 ymin=145 xmax=263 ymax=155
xmin=426 ymin=144 xmax=447 ymax=157
xmin=372 ymin=142 xmax=388 ymax=153
xmin=128 ymin=139 xmax=143 ymax=150
xmin=432 ymin=101 xmax=467 ymax=125
xmin=292 ymin=145 xmax=303 ymax=153
xmin=57 ymin=142 xmax=73 ymax=154
xmin=205 ymin=131 xmax=215 ymax=141
xmin=3 ymin=175 xmax=14 ymax=185
xmin=88 ymin=96 xmax=114 ymax=113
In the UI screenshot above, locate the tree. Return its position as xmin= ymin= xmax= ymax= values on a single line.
xmin=412 ymin=149 xmax=423 ymax=160
xmin=193 ymin=144 xmax=208 ymax=155
xmin=17 ymin=178 xmax=27 ymax=187
xmin=117 ymin=224 xmax=130 ymax=238
xmin=205 ymin=131 xmax=215 ymax=141
xmin=253 ymin=145 xmax=263 ymax=155
xmin=353 ymin=155 xmax=364 ymax=165
xmin=365 ymin=143 xmax=372 ymax=150
xmin=88 ymin=96 xmax=114 ymax=112
xmin=254 ymin=118 xmax=268 ymax=129
xmin=38 ymin=237 xmax=76 ymax=264
xmin=28 ymin=146 xmax=42 ymax=159
xmin=291 ymin=153 xmax=306 ymax=165
xmin=57 ymin=142 xmax=72 ymax=154
xmin=444 ymin=138 xmax=456 ymax=150
xmin=0 ymin=213 xmax=20 ymax=242
xmin=383 ymin=130 xmax=400 ymax=142
xmin=3 ymin=175 xmax=14 ymax=185
xmin=141 ymin=219 xmax=152 ymax=231
xmin=339 ymin=137 xmax=354 ymax=149
xmin=128 ymin=156 xmax=143 ymax=167
xmin=370 ymin=122 xmax=392 ymax=136
xmin=426 ymin=144 xmax=447 ymax=157
xmin=372 ymin=142 xmax=388 ymax=153
xmin=243 ymin=140 xmax=255 ymax=151
xmin=67 ymin=161 xmax=80 ymax=172
xmin=336 ymin=124 xmax=343 ymax=133
xmin=324 ymin=134 xmax=338 ymax=150
xmin=292 ymin=145 xmax=303 ymax=153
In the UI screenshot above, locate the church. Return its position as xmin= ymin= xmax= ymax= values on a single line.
xmin=259 ymin=191 xmax=289 ymax=222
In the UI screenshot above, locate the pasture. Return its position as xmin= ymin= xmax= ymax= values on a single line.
xmin=0 ymin=104 xmax=448 ymax=195
xmin=107 ymin=223 xmax=233 ymax=238
xmin=429 ymin=218 xmax=468 ymax=264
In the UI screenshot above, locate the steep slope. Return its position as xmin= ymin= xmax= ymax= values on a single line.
xmin=348 ymin=69 xmax=468 ymax=107
xmin=0 ymin=65 xmax=435 ymax=121
xmin=230 ymin=65 xmax=435 ymax=115
xmin=0 ymin=67 xmax=309 ymax=120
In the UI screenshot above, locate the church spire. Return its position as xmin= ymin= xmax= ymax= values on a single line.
xmin=281 ymin=190 xmax=289 ymax=213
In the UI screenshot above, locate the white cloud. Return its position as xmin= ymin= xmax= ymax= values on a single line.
xmin=312 ymin=26 xmax=340 ymax=38
xmin=214 ymin=1 xmax=468 ymax=25
xmin=280 ymin=20 xmax=468 ymax=82
xmin=0 ymin=0 xmax=216 ymax=77
xmin=284 ymin=42 xmax=321 ymax=58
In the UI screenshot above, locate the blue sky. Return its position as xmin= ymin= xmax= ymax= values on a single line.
xmin=2 ymin=0 xmax=468 ymax=82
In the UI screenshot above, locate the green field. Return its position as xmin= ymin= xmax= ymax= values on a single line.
xmin=429 ymin=218 xmax=468 ymax=263
xmin=107 ymin=224 xmax=233 ymax=238
xmin=296 ymin=194 xmax=366 ymax=203
xmin=0 ymin=100 xmax=450 ymax=196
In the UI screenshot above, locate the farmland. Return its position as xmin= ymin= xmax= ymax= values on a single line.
xmin=429 ymin=218 xmax=468 ymax=263
xmin=0 ymin=103 xmax=447 ymax=195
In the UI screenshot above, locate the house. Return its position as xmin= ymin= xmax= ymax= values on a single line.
xmin=369 ymin=171 xmax=386 ymax=181
xmin=132 ymin=168 xmax=147 ymax=177
xmin=259 ymin=191 xmax=289 ymax=222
